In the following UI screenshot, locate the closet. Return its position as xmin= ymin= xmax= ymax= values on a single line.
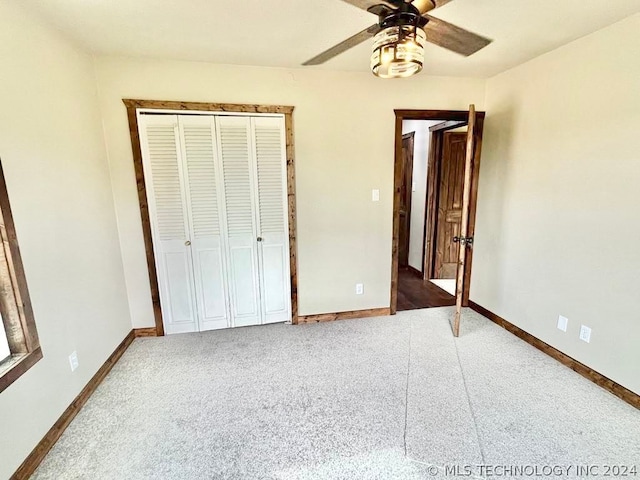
xmin=139 ymin=112 xmax=291 ymax=334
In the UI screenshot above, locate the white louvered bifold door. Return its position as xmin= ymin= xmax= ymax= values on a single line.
xmin=216 ymin=116 xmax=262 ymax=327
xmin=251 ymin=117 xmax=291 ymax=324
xmin=139 ymin=114 xmax=198 ymax=334
xmin=178 ymin=116 xmax=230 ymax=331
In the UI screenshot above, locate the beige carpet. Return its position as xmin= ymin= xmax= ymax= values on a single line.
xmin=32 ymin=307 xmax=640 ymax=479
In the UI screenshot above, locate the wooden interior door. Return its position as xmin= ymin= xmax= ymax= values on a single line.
xmin=434 ymin=131 xmax=467 ymax=279
xmin=399 ymin=132 xmax=414 ymax=268
xmin=453 ymin=105 xmax=481 ymax=337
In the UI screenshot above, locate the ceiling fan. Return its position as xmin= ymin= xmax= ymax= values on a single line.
xmin=303 ymin=0 xmax=492 ymax=78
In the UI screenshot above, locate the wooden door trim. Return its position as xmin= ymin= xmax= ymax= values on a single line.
xmin=391 ymin=109 xmax=485 ymax=315
xmin=399 ymin=132 xmax=415 ymax=269
xmin=123 ymin=99 xmax=299 ymax=334
xmin=429 ymin=120 xmax=467 ymax=132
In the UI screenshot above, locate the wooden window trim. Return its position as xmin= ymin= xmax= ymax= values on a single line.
xmin=123 ymin=99 xmax=299 ymax=334
xmin=0 ymin=160 xmax=42 ymax=393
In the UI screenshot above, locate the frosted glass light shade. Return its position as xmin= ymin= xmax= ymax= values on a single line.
xmin=371 ymin=25 xmax=426 ymax=78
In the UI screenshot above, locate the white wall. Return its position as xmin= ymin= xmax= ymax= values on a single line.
xmin=0 ymin=2 xmax=132 ymax=477
xmin=472 ymin=13 xmax=640 ymax=394
xmin=401 ymin=120 xmax=440 ymax=272
xmin=93 ymin=56 xmax=486 ymax=325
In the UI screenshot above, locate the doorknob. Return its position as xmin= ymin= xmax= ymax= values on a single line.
xmin=257 ymin=237 xmax=263 ymax=242
xmin=185 ymin=240 xmax=191 ymax=246
xmin=453 ymin=236 xmax=473 ymax=246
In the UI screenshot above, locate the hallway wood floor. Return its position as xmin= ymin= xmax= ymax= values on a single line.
xmin=396 ymin=269 xmax=455 ymax=311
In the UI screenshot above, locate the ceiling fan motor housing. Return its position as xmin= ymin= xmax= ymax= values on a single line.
xmin=378 ymin=2 xmax=428 ymax=30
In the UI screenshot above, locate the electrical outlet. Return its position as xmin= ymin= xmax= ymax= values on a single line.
xmin=355 ymin=283 xmax=364 ymax=295
xmin=372 ymin=189 xmax=380 ymax=202
xmin=579 ymin=325 xmax=592 ymax=343
xmin=557 ymin=315 xmax=568 ymax=332
xmin=69 ymin=351 xmax=79 ymax=372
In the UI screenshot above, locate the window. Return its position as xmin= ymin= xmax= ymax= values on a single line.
xmin=0 ymin=159 xmax=42 ymax=393
xmin=0 ymin=320 xmax=9 ymax=362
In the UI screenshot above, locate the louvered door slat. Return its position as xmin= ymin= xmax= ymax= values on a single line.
xmin=255 ymin=124 xmax=286 ymax=234
xmin=220 ymin=121 xmax=254 ymax=237
xmin=146 ymin=124 xmax=185 ymax=241
xmin=182 ymin=121 xmax=221 ymax=239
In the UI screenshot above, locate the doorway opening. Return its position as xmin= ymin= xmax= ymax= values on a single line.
xmin=391 ymin=109 xmax=485 ymax=314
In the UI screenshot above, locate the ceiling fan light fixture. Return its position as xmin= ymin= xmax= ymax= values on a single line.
xmin=370 ymin=24 xmax=426 ymax=79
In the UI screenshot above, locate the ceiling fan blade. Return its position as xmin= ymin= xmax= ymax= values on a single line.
xmin=423 ymin=14 xmax=492 ymax=56
xmin=302 ymin=24 xmax=379 ymax=66
xmin=340 ymin=0 xmax=399 ymax=13
xmin=432 ymin=0 xmax=455 ymax=8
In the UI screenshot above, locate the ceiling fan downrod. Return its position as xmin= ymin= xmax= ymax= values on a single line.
xmin=374 ymin=1 xmax=428 ymax=31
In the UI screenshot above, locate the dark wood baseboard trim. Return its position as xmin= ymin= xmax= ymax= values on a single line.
xmin=469 ymin=301 xmax=640 ymax=410
xmin=133 ymin=327 xmax=158 ymax=337
xmin=10 ymin=330 xmax=137 ymax=480
xmin=298 ymin=307 xmax=391 ymax=324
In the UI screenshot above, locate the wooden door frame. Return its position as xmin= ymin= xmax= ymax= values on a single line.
xmin=391 ymin=109 xmax=485 ymax=315
xmin=399 ymin=131 xmax=415 ymax=270
xmin=123 ymin=99 xmax=299 ymax=335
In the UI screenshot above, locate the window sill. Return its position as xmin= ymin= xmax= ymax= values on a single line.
xmin=0 ymin=347 xmax=43 ymax=393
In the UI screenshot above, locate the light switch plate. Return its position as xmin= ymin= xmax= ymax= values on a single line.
xmin=372 ymin=189 xmax=380 ymax=202
xmin=412 ymin=181 xmax=416 ymax=192
xmin=557 ymin=315 xmax=568 ymax=332
xmin=579 ymin=325 xmax=592 ymax=343
xmin=355 ymin=283 xmax=364 ymax=295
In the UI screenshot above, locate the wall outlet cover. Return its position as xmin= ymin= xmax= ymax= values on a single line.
xmin=557 ymin=315 xmax=568 ymax=332
xmin=372 ymin=189 xmax=380 ymax=202
xmin=579 ymin=325 xmax=592 ymax=343
xmin=355 ymin=283 xmax=364 ymax=295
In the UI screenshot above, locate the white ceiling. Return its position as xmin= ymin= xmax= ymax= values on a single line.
xmin=21 ymin=0 xmax=640 ymax=78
